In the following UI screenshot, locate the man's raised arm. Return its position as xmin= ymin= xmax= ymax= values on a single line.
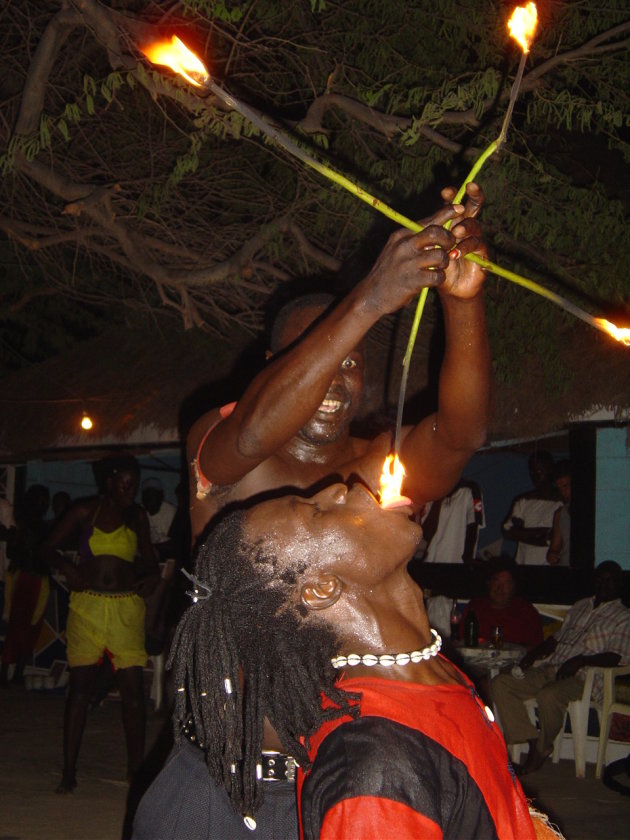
xmin=400 ymin=184 xmax=492 ymax=506
xmin=194 ymin=204 xmax=471 ymax=488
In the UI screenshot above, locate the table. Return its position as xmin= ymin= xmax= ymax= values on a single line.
xmin=454 ymin=642 xmax=525 ymax=679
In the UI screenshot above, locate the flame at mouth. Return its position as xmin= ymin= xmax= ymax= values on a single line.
xmin=379 ymin=454 xmax=411 ymax=509
xmin=507 ymin=3 xmax=538 ymax=53
xmin=141 ymin=35 xmax=210 ymax=87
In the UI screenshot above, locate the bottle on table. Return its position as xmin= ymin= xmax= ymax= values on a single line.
xmin=449 ymin=600 xmax=461 ymax=641
xmin=464 ymin=608 xmax=479 ymax=647
xmin=491 ymin=625 xmax=504 ymax=650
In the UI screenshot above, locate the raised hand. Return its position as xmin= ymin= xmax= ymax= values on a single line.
xmin=359 ymin=223 xmax=455 ymax=316
xmin=440 ymin=183 xmax=487 ymax=300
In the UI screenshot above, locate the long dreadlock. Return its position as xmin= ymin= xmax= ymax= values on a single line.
xmin=168 ymin=509 xmax=359 ymax=819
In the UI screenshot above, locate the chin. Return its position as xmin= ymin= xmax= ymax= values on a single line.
xmin=300 ymin=418 xmax=351 ymax=445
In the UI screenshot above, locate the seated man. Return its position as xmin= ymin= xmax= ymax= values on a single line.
xmin=134 ymin=484 xmax=558 ymax=839
xmin=492 ymin=561 xmax=630 ymax=776
xmin=459 ymin=556 xmax=543 ymax=648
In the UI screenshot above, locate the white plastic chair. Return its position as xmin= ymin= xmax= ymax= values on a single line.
xmin=595 ymin=664 xmax=630 ymax=779
xmin=508 ymin=667 xmax=613 ymax=777
xmin=149 ymin=653 xmax=165 ymax=711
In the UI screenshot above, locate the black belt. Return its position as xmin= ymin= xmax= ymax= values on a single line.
xmin=181 ymin=716 xmax=297 ymax=782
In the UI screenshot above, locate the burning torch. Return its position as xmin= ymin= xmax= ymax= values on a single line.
xmin=140 ymin=19 xmax=628 ymax=508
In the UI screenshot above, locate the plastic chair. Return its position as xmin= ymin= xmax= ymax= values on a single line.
xmin=595 ymin=665 xmax=630 ymax=779
xmin=508 ymin=667 xmax=609 ymax=777
xmin=149 ymin=653 xmax=165 ymax=711
xmin=562 ymin=667 xmax=601 ymax=778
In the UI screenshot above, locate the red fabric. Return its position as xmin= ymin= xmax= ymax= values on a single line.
xmin=459 ymin=596 xmax=544 ymax=648
xmin=321 ymin=796 xmax=443 ymax=840
xmin=2 ymin=571 xmax=45 ymax=662
xmin=610 ymin=712 xmax=630 ymax=742
xmin=299 ymin=667 xmax=536 ymax=840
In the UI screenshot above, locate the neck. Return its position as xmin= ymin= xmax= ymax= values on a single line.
xmin=281 ymin=432 xmax=352 ymax=467
xmin=333 ymin=571 xmax=441 ymax=676
xmin=329 ymin=572 xmax=465 ymax=687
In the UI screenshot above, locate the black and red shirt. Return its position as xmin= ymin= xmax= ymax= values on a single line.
xmin=298 ymin=672 xmax=536 ymax=840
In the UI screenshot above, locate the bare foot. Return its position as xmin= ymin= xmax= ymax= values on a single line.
xmin=56 ymin=770 xmax=77 ymax=793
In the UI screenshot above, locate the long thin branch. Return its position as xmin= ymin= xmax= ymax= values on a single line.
xmin=298 ymin=21 xmax=630 ymax=146
xmin=524 ymin=21 xmax=630 ymax=86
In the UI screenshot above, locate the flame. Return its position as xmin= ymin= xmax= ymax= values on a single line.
xmin=507 ymin=2 xmax=538 ymax=53
xmin=594 ymin=318 xmax=630 ymax=346
xmin=379 ymin=453 xmax=411 ymax=509
xmin=141 ymin=36 xmax=209 ymax=87
xmin=80 ymin=412 xmax=93 ymax=431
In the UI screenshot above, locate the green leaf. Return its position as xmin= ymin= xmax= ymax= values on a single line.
xmin=57 ymin=120 xmax=70 ymax=142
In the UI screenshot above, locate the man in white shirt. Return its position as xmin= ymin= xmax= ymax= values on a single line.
xmin=420 ymin=479 xmax=484 ymax=564
xmin=492 ymin=561 xmax=630 ymax=775
xmin=502 ymin=451 xmax=561 ymax=566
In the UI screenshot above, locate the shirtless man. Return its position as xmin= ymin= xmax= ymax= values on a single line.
xmin=187 ymin=183 xmax=491 ymax=547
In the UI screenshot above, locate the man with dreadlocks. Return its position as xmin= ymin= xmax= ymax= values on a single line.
xmin=133 ymin=184 xmax=492 ymax=839
xmin=135 ymin=483 xmax=560 ymax=839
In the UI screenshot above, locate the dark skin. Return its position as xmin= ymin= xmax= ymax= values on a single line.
xmin=502 ymin=456 xmax=559 ymax=548
xmin=187 ymin=183 xmax=491 ymax=747
xmin=247 ymin=483 xmax=468 ymax=690
xmin=43 ymin=470 xmax=159 ymax=790
xmin=519 ymin=567 xmax=622 ymax=676
xmin=188 ymin=184 xmax=491 ymax=538
xmin=246 ymin=486 xmax=551 ymax=838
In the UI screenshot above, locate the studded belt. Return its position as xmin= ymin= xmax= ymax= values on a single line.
xmin=181 ymin=716 xmax=297 ymax=783
xmin=260 ymin=751 xmax=297 ymax=782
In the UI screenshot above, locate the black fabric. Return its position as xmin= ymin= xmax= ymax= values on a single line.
xmin=301 ymin=715 xmax=500 ymax=840
xmin=602 ymin=753 xmax=630 ymax=797
xmin=132 ymin=739 xmax=298 ymax=840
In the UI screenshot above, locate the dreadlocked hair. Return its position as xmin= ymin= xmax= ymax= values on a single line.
xmin=168 ymin=509 xmax=359 ymax=818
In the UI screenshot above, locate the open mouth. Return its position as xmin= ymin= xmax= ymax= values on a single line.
xmin=317 ymin=397 xmax=344 ymax=414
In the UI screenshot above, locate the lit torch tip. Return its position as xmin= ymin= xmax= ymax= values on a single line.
xmin=141 ymin=35 xmax=210 ymax=88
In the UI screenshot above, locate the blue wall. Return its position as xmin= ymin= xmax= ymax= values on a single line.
xmin=596 ymin=427 xmax=630 ymax=570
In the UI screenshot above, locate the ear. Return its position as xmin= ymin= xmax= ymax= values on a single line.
xmin=300 ymin=574 xmax=343 ymax=612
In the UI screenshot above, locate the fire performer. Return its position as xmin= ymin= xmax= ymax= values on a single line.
xmin=136 ymin=484 xmax=560 ymax=839
xmin=188 ymin=182 xmax=489 ymax=537
xmin=133 ymin=183 xmax=491 ymax=838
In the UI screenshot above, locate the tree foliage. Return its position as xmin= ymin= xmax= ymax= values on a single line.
xmin=1 ymin=0 xmax=629 ymax=390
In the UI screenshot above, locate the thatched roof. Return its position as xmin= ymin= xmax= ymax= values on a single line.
xmin=0 ymin=326 xmax=252 ymax=461
xmin=1 ymin=315 xmax=628 ymax=462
